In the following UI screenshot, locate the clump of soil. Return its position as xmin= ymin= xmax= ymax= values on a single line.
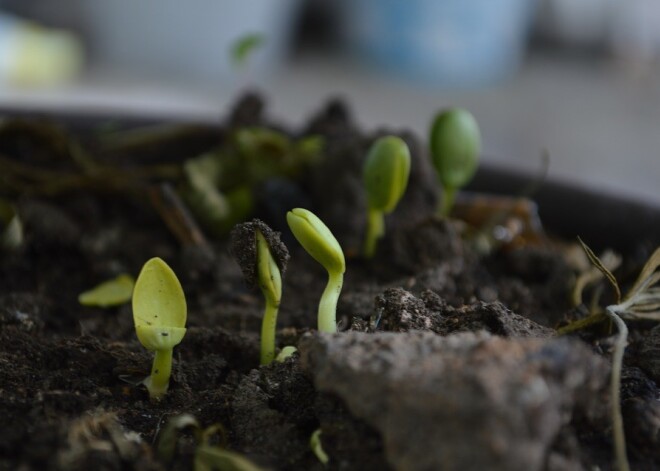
xmin=0 ymin=95 xmax=658 ymax=471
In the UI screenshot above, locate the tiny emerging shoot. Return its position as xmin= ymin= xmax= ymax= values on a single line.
xmin=310 ymin=429 xmax=329 ymax=466
xmin=132 ymin=257 xmax=187 ymax=400
xmin=78 ymin=274 xmax=135 ymax=308
xmin=158 ymin=414 xmax=264 ymax=471
xmin=287 ymin=208 xmax=345 ymax=333
xmin=230 ymin=220 xmax=289 ymax=365
xmin=275 ymin=346 xmax=297 ymax=363
xmin=0 ymin=199 xmax=23 ymax=250
xmin=362 ymin=136 xmax=411 ymax=258
xmin=429 ymin=108 xmax=481 ymax=217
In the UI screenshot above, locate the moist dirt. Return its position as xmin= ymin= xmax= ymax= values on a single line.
xmin=0 ymin=96 xmax=658 ymax=470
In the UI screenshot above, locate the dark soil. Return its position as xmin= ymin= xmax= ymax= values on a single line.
xmin=0 ymin=95 xmax=659 ymax=471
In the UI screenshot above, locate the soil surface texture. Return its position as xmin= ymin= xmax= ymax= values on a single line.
xmin=0 ymin=95 xmax=659 ymax=471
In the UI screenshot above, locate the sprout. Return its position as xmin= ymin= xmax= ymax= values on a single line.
xmin=275 ymin=346 xmax=297 ymax=363
xmin=430 ymin=108 xmax=481 ymax=217
xmin=132 ymin=257 xmax=187 ymax=400
xmin=230 ymin=220 xmax=289 ymax=365
xmin=78 ymin=274 xmax=135 ymax=308
xmin=310 ymin=429 xmax=329 ymax=465
xmin=286 ymin=208 xmax=345 ymax=333
xmin=158 ymin=414 xmax=264 ymax=471
xmin=362 ymin=136 xmax=411 ymax=258
xmin=0 ymin=199 xmax=23 ymax=250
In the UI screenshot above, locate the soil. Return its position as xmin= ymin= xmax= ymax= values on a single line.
xmin=0 ymin=95 xmax=659 ymax=471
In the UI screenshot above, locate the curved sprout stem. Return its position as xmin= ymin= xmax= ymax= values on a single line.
xmin=605 ymin=305 xmax=630 ymax=471
xmin=145 ymin=349 xmax=173 ymax=400
xmin=319 ymin=271 xmax=344 ymax=333
xmin=260 ymin=301 xmax=279 ymax=365
xmin=363 ymin=208 xmax=384 ymax=259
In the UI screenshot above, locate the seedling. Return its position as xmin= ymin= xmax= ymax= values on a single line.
xmin=275 ymin=346 xmax=297 ymax=362
xmin=230 ymin=220 xmax=289 ymax=365
xmin=287 ymin=208 xmax=345 ymax=333
xmin=181 ymin=129 xmax=322 ymax=236
xmin=362 ymin=136 xmax=411 ymax=258
xmin=310 ymin=429 xmax=329 ymax=465
xmin=78 ymin=274 xmax=135 ymax=308
xmin=158 ymin=414 xmax=263 ymax=471
xmin=429 ymin=108 xmax=481 ymax=217
xmin=132 ymin=257 xmax=187 ymax=400
xmin=0 ymin=199 xmax=22 ymax=250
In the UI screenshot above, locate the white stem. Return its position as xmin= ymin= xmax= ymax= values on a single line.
xmin=318 ymin=271 xmax=343 ymax=333
xmin=605 ymin=305 xmax=630 ymax=471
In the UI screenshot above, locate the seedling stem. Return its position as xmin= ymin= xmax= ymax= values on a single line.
xmin=257 ymin=230 xmax=282 ymax=364
xmin=287 ymin=208 xmax=345 ymax=333
xmin=440 ymin=186 xmax=456 ymax=218
xmin=319 ymin=270 xmax=344 ymax=333
xmin=363 ymin=208 xmax=384 ymax=259
xmin=146 ymin=349 xmax=173 ymax=398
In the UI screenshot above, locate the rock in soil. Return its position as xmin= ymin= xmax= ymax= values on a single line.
xmin=300 ymin=331 xmax=608 ymax=471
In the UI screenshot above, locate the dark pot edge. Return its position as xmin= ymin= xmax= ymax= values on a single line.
xmin=470 ymin=164 xmax=660 ymax=254
xmin=2 ymin=106 xmax=657 ymax=254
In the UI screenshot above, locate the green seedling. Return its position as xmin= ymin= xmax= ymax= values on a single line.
xmin=310 ymin=429 xmax=329 ymax=465
xmin=0 ymin=199 xmax=22 ymax=250
xmin=287 ymin=208 xmax=345 ymax=333
xmin=78 ymin=274 xmax=135 ymax=308
xmin=430 ymin=108 xmax=481 ymax=217
xmin=275 ymin=346 xmax=297 ymax=363
xmin=362 ymin=136 xmax=411 ymax=258
xmin=181 ymin=129 xmax=322 ymax=237
xmin=230 ymin=220 xmax=289 ymax=365
xmin=158 ymin=414 xmax=264 ymax=471
xmin=132 ymin=257 xmax=187 ymax=400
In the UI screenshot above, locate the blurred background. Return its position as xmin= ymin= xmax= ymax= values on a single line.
xmin=0 ymin=0 xmax=658 ymax=204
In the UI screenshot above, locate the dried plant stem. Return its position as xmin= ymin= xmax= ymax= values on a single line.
xmin=556 ymin=312 xmax=607 ymax=335
xmin=148 ymin=183 xmax=208 ymax=248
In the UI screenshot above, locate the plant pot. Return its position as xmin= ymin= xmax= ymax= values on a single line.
xmin=0 ymin=96 xmax=658 ymax=470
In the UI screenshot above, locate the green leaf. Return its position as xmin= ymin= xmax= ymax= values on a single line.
xmin=287 ymin=208 xmax=345 ymax=275
xmin=236 ymin=127 xmax=289 ymax=160
xmin=78 ymin=274 xmax=135 ymax=308
xmin=195 ymin=445 xmax=265 ymax=471
xmin=295 ymin=135 xmax=325 ymax=160
xmin=230 ymin=33 xmax=265 ymax=67
xmin=133 ymin=258 xmax=187 ymax=351
xmin=363 ymin=136 xmax=411 ymax=213
xmin=430 ymin=108 xmax=481 ymax=190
